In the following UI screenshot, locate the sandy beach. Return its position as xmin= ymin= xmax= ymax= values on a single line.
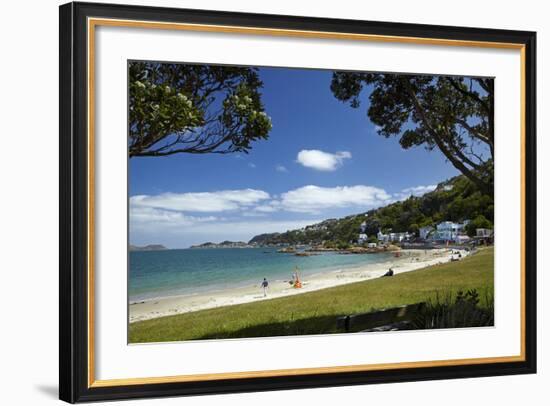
xmin=129 ymin=248 xmax=468 ymax=323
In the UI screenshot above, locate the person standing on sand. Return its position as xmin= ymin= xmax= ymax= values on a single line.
xmin=292 ymin=267 xmax=302 ymax=288
xmin=261 ymin=277 xmax=269 ymax=297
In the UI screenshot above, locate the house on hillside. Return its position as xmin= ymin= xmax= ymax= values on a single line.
xmin=430 ymin=220 xmax=471 ymax=243
xmin=377 ymin=230 xmax=412 ymax=243
xmin=377 ymin=230 xmax=389 ymax=243
xmin=474 ymin=228 xmax=494 ymax=245
xmin=357 ymin=221 xmax=369 ymax=244
xmin=476 ymin=228 xmax=493 ymax=237
xmin=389 ymin=232 xmax=411 ymax=242
xmin=419 ymin=226 xmax=434 ymax=240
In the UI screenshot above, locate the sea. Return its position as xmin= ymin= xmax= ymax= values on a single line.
xmin=129 ymin=247 xmax=395 ymax=303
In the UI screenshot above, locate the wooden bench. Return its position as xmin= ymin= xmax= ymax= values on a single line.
xmin=336 ymin=302 xmax=425 ymax=333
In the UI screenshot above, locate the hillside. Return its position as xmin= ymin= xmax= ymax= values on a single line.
xmin=249 ymin=175 xmax=493 ymax=247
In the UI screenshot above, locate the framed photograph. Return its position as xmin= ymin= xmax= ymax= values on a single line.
xmin=59 ymin=2 xmax=537 ymax=403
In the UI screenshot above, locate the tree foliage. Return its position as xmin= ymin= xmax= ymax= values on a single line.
xmin=330 ymin=72 xmax=494 ymax=195
xmin=465 ymin=215 xmax=492 ymax=237
xmin=129 ymin=62 xmax=272 ymax=157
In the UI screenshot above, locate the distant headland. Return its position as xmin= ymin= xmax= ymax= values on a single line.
xmin=190 ymin=241 xmax=253 ymax=249
xmin=130 ymin=244 xmax=168 ymax=252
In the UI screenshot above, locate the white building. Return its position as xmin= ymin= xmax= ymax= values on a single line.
xmin=377 ymin=231 xmax=412 ymax=243
xmin=433 ymin=221 xmax=461 ymax=241
xmin=389 ymin=232 xmax=409 ymax=242
xmin=357 ymin=220 xmax=369 ymax=244
xmin=377 ymin=230 xmax=389 ymax=243
xmin=456 ymin=235 xmax=471 ymax=243
xmin=431 ymin=221 xmax=470 ymax=242
xmin=419 ymin=226 xmax=434 ymax=240
xmin=476 ymin=228 xmax=493 ymax=237
xmin=358 ymin=233 xmax=368 ymax=244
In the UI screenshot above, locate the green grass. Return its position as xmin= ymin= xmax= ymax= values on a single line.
xmin=129 ymin=247 xmax=494 ymax=343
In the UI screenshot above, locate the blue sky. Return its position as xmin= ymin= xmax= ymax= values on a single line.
xmin=130 ymin=66 xmax=460 ymax=248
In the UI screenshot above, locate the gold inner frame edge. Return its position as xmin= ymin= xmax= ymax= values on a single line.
xmin=86 ymin=17 xmax=527 ymax=388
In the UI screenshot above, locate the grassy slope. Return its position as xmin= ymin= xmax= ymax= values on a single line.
xmin=129 ymin=247 xmax=494 ymax=343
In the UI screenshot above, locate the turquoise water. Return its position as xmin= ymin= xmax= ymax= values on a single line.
xmin=129 ymin=248 xmax=394 ymax=302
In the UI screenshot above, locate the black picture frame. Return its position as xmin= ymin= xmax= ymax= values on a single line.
xmin=59 ymin=1 xmax=537 ymax=403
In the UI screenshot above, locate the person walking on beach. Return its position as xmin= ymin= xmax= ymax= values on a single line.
xmin=261 ymin=277 xmax=269 ymax=297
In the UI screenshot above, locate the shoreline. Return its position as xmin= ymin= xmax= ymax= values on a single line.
xmin=129 ymin=248 xmax=468 ymax=323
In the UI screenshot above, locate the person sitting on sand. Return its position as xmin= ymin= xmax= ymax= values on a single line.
xmin=382 ymin=268 xmax=394 ymax=277
xmin=261 ymin=277 xmax=269 ymax=297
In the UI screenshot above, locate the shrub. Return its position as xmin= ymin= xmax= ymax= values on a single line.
xmin=411 ymin=289 xmax=494 ymax=329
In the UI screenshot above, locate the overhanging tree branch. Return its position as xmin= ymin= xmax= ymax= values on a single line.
xmin=128 ymin=62 xmax=272 ymax=158
xmin=330 ymin=71 xmax=494 ymax=195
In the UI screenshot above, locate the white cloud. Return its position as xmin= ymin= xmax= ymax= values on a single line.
xmin=401 ymin=185 xmax=437 ymax=195
xmin=275 ymin=164 xmax=288 ymax=173
xmin=130 ymin=183 xmax=441 ymax=247
xmin=130 ymin=189 xmax=270 ymax=213
xmin=253 ymin=204 xmax=279 ymax=213
xmin=130 ymin=206 xmax=218 ymax=226
xmin=296 ymin=149 xmax=351 ymax=171
xmin=241 ymin=211 xmax=268 ymax=217
xmin=248 ymin=162 xmax=257 ymax=168
xmin=192 ymin=219 xmax=320 ymax=238
xmin=130 ymin=208 xmax=319 ymax=248
xmin=277 ymin=185 xmax=392 ymax=214
xmin=394 ymin=184 xmax=437 ymax=200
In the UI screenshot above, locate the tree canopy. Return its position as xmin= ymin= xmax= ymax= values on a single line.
xmin=330 ymin=72 xmax=494 ymax=195
xmin=465 ymin=215 xmax=492 ymax=237
xmin=129 ymin=62 xmax=272 ymax=158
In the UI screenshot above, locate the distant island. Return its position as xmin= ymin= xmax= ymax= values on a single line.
xmin=190 ymin=241 xmax=253 ymax=249
xmin=130 ymin=244 xmax=168 ymax=251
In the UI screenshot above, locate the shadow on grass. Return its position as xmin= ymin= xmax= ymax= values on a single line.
xmin=194 ymin=291 xmax=494 ymax=341
xmin=196 ymin=314 xmax=341 ymax=340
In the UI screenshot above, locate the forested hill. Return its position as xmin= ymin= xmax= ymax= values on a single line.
xmin=248 ymin=175 xmax=493 ymax=247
